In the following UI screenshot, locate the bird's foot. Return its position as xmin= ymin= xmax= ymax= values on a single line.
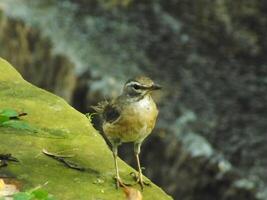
xmin=113 ymin=176 xmax=132 ymax=189
xmin=130 ymin=172 xmax=151 ymax=190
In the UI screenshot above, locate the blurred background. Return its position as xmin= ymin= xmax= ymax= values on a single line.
xmin=0 ymin=0 xmax=267 ymax=199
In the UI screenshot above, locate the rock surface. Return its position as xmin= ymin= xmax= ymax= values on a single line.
xmin=0 ymin=58 xmax=172 ymax=200
xmin=1 ymin=1 xmax=267 ymax=199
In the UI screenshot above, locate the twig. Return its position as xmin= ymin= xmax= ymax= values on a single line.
xmin=9 ymin=112 xmax=28 ymax=119
xmin=42 ymin=149 xmax=85 ymax=171
xmin=0 ymin=154 xmax=19 ymax=168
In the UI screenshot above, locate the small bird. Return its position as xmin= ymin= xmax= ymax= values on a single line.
xmin=93 ymin=76 xmax=161 ymax=189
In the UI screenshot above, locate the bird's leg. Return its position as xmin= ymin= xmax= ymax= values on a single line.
xmin=133 ymin=142 xmax=150 ymax=190
xmin=112 ymin=141 xmax=131 ymax=189
xmin=112 ymin=144 xmax=123 ymax=189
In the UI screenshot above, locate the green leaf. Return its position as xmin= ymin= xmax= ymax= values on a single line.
xmin=0 ymin=115 xmax=9 ymax=123
xmin=31 ymin=188 xmax=48 ymax=199
xmin=46 ymin=196 xmax=56 ymax=200
xmin=13 ymin=192 xmax=32 ymax=200
xmin=0 ymin=108 xmax=19 ymax=118
xmin=1 ymin=120 xmax=36 ymax=132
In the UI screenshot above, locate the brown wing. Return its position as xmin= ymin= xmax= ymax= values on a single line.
xmin=103 ymin=104 xmax=121 ymax=123
xmin=92 ymin=97 xmax=123 ymax=124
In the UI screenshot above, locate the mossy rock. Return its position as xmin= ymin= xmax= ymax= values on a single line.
xmin=0 ymin=58 xmax=172 ymax=200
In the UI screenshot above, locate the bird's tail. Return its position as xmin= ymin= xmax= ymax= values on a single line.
xmin=91 ymin=100 xmax=109 ymax=114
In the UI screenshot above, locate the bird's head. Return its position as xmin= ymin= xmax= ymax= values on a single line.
xmin=123 ymin=76 xmax=161 ymax=98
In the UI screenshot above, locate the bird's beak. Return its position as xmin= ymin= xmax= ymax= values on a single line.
xmin=150 ymin=84 xmax=162 ymax=90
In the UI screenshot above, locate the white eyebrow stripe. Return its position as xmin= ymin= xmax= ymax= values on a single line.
xmin=125 ymin=81 xmax=141 ymax=87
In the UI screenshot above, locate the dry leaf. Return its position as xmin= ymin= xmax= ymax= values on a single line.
xmin=0 ymin=179 xmax=5 ymax=190
xmin=123 ymin=187 xmax=142 ymax=200
xmin=0 ymin=178 xmax=19 ymax=198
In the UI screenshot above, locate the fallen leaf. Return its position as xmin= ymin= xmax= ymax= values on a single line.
xmin=123 ymin=187 xmax=142 ymax=200
xmin=0 ymin=179 xmax=5 ymax=190
xmin=0 ymin=179 xmax=19 ymax=198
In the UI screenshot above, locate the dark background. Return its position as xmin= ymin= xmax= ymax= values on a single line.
xmin=0 ymin=0 xmax=266 ymax=199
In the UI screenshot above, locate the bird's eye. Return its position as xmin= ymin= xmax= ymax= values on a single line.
xmin=133 ymin=84 xmax=141 ymax=90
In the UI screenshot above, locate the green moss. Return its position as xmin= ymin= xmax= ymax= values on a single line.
xmin=0 ymin=58 xmax=172 ymax=199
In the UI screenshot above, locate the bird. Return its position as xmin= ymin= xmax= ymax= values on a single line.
xmin=92 ymin=76 xmax=161 ymax=189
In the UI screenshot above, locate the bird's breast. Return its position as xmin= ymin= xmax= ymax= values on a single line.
xmin=130 ymin=95 xmax=158 ymax=119
xmin=103 ymin=95 xmax=158 ymax=143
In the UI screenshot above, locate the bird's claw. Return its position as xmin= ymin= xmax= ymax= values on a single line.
xmin=129 ymin=172 xmax=151 ymax=190
xmin=113 ymin=176 xmax=132 ymax=189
